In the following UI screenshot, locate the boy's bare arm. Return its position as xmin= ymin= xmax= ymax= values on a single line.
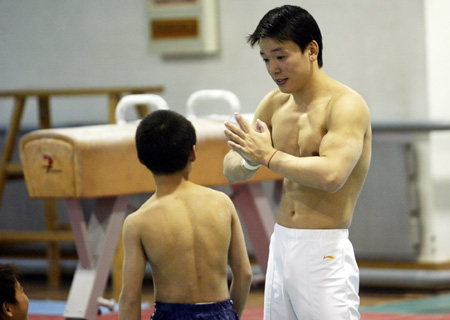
xmin=119 ymin=215 xmax=147 ymax=320
xmin=227 ymin=199 xmax=252 ymax=318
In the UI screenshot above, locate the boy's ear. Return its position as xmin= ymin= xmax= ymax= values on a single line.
xmin=190 ymin=145 xmax=197 ymax=162
xmin=2 ymin=301 xmax=13 ymax=317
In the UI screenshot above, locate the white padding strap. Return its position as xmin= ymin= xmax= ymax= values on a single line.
xmin=243 ymin=159 xmax=261 ymax=171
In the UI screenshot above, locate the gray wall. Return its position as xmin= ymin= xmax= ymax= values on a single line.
xmin=0 ymin=0 xmax=427 ymax=127
xmin=1 ymin=1 xmax=439 ymax=263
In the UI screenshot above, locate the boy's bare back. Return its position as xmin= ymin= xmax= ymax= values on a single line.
xmin=120 ymin=110 xmax=251 ymax=319
xmin=122 ymin=179 xmax=247 ymax=304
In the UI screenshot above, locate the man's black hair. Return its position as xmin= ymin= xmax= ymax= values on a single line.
xmin=247 ymin=5 xmax=323 ymax=67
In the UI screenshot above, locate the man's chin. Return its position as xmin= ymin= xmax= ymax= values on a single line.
xmin=278 ymin=86 xmax=292 ymax=94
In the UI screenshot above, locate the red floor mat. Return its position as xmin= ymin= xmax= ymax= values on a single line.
xmin=362 ymin=313 xmax=450 ymax=320
xmin=29 ymin=306 xmax=264 ymax=320
xmin=29 ymin=309 xmax=450 ymax=320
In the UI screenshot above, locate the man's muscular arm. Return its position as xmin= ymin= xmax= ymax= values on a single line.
xmin=270 ymin=94 xmax=370 ymax=192
xmin=226 ymin=93 xmax=370 ymax=193
xmin=223 ymin=91 xmax=277 ymax=184
xmin=223 ymin=150 xmax=258 ymax=184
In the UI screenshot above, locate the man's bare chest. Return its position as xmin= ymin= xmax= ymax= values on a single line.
xmin=271 ymin=110 xmax=327 ymax=157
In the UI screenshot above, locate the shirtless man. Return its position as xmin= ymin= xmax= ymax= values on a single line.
xmin=223 ymin=5 xmax=371 ymax=320
xmin=118 ymin=110 xmax=252 ymax=320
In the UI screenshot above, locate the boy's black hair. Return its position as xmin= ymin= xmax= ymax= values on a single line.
xmin=136 ymin=110 xmax=196 ymax=175
xmin=0 ymin=265 xmax=19 ymax=306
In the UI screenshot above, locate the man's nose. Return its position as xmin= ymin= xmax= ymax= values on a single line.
xmin=268 ymin=61 xmax=280 ymax=74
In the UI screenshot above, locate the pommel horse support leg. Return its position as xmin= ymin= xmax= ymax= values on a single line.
xmin=232 ymin=183 xmax=275 ymax=277
xmin=64 ymin=196 xmax=127 ymax=319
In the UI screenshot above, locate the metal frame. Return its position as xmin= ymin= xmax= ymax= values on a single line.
xmin=64 ymin=196 xmax=128 ymax=320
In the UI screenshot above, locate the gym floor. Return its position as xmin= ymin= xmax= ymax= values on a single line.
xmin=23 ymin=271 xmax=449 ymax=309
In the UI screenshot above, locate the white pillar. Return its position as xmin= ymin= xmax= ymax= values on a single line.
xmin=419 ymin=0 xmax=450 ymax=262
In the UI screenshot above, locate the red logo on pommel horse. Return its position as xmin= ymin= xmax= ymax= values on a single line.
xmin=42 ymin=154 xmax=53 ymax=172
xmin=42 ymin=154 xmax=61 ymax=173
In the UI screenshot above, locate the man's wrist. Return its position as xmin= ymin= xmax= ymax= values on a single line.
xmin=242 ymin=159 xmax=261 ymax=170
xmin=267 ymin=149 xmax=279 ymax=169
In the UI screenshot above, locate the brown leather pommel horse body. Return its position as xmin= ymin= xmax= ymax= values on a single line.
xmin=20 ymin=109 xmax=280 ymax=319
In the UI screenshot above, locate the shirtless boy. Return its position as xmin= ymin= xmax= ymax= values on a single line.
xmin=223 ymin=5 xmax=371 ymax=320
xmin=119 ymin=110 xmax=252 ymax=320
xmin=0 ymin=265 xmax=29 ymax=320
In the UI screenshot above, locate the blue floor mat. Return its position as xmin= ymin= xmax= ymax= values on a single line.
xmin=360 ymin=294 xmax=450 ymax=315
xmin=29 ymin=300 xmax=149 ymax=315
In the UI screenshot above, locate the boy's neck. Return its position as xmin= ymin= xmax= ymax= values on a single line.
xmin=153 ymin=169 xmax=190 ymax=195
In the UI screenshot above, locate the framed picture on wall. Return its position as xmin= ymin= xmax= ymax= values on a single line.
xmin=148 ymin=0 xmax=219 ymax=55
xmin=152 ymin=0 xmax=197 ymax=3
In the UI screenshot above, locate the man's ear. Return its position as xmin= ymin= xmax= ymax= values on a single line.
xmin=190 ymin=145 xmax=197 ymax=163
xmin=2 ymin=301 xmax=13 ymax=317
xmin=308 ymin=40 xmax=319 ymax=61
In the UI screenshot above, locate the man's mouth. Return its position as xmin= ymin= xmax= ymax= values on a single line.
xmin=275 ymin=78 xmax=287 ymax=85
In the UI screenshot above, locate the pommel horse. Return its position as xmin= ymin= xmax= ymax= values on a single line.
xmin=19 ymin=91 xmax=280 ymax=319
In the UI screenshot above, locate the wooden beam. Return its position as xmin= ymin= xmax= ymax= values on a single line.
xmin=0 ymin=231 xmax=74 ymax=243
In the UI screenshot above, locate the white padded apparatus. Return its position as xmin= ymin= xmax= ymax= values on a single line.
xmin=115 ymin=94 xmax=169 ymax=125
xmin=186 ymin=89 xmax=241 ymax=121
xmin=19 ymin=119 xmax=280 ymax=199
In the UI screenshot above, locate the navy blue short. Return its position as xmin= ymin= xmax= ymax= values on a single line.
xmin=151 ymin=299 xmax=238 ymax=320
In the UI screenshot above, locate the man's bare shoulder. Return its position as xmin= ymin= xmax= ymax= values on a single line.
xmin=323 ymin=83 xmax=371 ymax=137
xmin=255 ymin=89 xmax=292 ymax=124
xmin=261 ymin=89 xmax=291 ymax=107
xmin=328 ymin=83 xmax=370 ymax=118
xmin=331 ymin=83 xmax=368 ymax=106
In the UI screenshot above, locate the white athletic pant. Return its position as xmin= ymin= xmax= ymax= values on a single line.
xmin=264 ymin=224 xmax=360 ymax=320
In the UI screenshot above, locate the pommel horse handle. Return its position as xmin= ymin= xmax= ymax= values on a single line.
xmin=186 ymin=89 xmax=241 ymax=121
xmin=115 ymin=94 xmax=169 ymax=125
